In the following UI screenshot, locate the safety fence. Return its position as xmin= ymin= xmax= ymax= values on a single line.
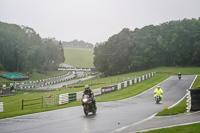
xmin=22 ymin=97 xmax=43 ymax=110
xmin=186 ymin=87 xmax=200 ymax=112
xmin=22 ymin=94 xmax=57 ymax=110
xmin=59 ymin=72 xmax=154 ymax=105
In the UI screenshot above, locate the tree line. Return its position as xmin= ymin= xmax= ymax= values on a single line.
xmin=62 ymin=39 xmax=93 ymax=48
xmin=0 ymin=22 xmax=65 ymax=74
xmin=94 ymin=18 xmax=200 ymax=76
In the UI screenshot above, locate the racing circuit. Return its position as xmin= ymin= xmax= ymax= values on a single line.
xmin=0 ymin=75 xmax=197 ymax=133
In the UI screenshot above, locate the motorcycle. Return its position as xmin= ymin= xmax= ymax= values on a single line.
xmin=155 ymin=94 xmax=161 ymax=104
xmin=178 ymin=73 xmax=181 ymax=80
xmin=81 ymin=94 xmax=97 ymax=116
xmin=178 ymin=75 xmax=181 ymax=80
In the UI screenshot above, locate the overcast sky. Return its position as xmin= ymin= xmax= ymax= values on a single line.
xmin=0 ymin=0 xmax=200 ymax=44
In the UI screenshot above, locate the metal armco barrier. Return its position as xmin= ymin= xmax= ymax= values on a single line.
xmin=189 ymin=88 xmax=200 ymax=111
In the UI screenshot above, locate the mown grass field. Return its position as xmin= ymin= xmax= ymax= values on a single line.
xmin=64 ymin=47 xmax=94 ymax=68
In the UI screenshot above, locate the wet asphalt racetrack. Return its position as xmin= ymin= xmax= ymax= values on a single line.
xmin=0 ymin=75 xmax=196 ymax=133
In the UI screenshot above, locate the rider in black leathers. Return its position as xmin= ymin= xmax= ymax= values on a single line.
xmin=178 ymin=72 xmax=182 ymax=80
xmin=83 ymin=85 xmax=97 ymax=109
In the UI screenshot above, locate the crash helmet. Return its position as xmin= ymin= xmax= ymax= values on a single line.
xmin=157 ymin=86 xmax=160 ymax=89
xmin=85 ymin=85 xmax=89 ymax=90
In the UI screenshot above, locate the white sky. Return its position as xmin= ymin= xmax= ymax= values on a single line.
xmin=0 ymin=0 xmax=200 ymax=44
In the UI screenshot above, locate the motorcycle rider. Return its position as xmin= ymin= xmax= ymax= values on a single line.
xmin=83 ymin=85 xmax=97 ymax=109
xmin=178 ymin=72 xmax=181 ymax=80
xmin=154 ymin=86 xmax=163 ymax=101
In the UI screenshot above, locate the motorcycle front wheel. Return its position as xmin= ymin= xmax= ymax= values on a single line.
xmin=84 ymin=105 xmax=89 ymax=116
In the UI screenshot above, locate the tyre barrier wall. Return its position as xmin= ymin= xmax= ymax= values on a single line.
xmin=0 ymin=102 xmax=3 ymax=112
xmin=187 ymin=87 xmax=200 ymax=112
xmin=59 ymin=72 xmax=155 ymax=105
xmin=0 ymin=84 xmax=11 ymax=88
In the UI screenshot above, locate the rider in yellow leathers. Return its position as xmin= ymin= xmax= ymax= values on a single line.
xmin=154 ymin=86 xmax=163 ymax=100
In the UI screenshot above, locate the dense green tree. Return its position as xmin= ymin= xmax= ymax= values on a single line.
xmin=0 ymin=22 xmax=65 ymax=74
xmin=94 ymin=17 xmax=200 ymax=76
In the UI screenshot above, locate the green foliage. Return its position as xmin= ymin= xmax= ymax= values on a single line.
xmin=94 ymin=18 xmax=200 ymax=76
xmin=0 ymin=22 xmax=65 ymax=73
xmin=62 ymin=39 xmax=93 ymax=48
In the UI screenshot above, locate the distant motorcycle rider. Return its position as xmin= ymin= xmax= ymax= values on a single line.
xmin=178 ymin=72 xmax=181 ymax=80
xmin=154 ymin=86 xmax=163 ymax=100
xmin=83 ymin=85 xmax=97 ymax=109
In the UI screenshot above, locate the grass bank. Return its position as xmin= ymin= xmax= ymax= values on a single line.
xmin=142 ymin=123 xmax=200 ymax=133
xmin=64 ymin=47 xmax=94 ymax=68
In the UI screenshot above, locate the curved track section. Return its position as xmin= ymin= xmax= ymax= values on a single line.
xmin=0 ymin=75 xmax=196 ymax=133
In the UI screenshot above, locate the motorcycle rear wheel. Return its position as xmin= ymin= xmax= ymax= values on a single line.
xmin=92 ymin=108 xmax=97 ymax=114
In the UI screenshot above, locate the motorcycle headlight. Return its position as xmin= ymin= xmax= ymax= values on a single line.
xmin=83 ymin=98 xmax=88 ymax=102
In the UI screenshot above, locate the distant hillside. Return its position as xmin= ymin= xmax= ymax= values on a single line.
xmin=64 ymin=47 xmax=94 ymax=68
xmin=62 ymin=39 xmax=93 ymax=48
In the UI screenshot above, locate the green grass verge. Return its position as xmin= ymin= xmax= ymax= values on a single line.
xmin=141 ymin=123 xmax=200 ymax=133
xmin=150 ymin=67 xmax=200 ymax=75
xmin=192 ymin=75 xmax=200 ymax=89
xmin=156 ymin=98 xmax=187 ymax=116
